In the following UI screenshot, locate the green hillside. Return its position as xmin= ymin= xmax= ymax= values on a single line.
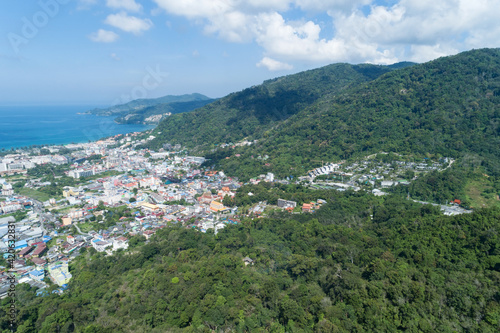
xmin=4 ymin=191 xmax=500 ymax=332
xmin=145 ymin=63 xmax=413 ymax=150
xmin=114 ymin=99 xmax=217 ymax=125
xmin=206 ymin=49 xmax=500 ymax=180
xmin=87 ymin=93 xmax=216 ymax=124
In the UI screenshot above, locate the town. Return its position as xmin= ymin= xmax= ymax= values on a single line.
xmin=0 ymin=132 xmax=471 ymax=298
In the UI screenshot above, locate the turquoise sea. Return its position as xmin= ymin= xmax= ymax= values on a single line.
xmin=0 ymin=105 xmax=154 ymax=150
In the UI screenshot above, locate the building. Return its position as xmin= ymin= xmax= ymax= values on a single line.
xmin=63 ymin=187 xmax=82 ymax=198
xmin=277 ymin=199 xmax=297 ymax=209
xmin=243 ymin=257 xmax=254 ymax=266
xmin=18 ymin=246 xmax=33 ymax=258
xmin=66 ymin=235 xmax=75 ymax=245
xmin=209 ymin=201 xmax=227 ymax=213
xmin=139 ymin=202 xmax=160 ymax=213
xmin=31 ymin=244 xmax=47 ymax=258
xmin=0 ymin=203 xmax=22 ymax=214
xmin=68 ymin=169 xmax=94 ymax=179
xmin=48 ymin=262 xmax=72 ymax=286
xmin=265 ymin=173 xmax=275 ymax=182
xmin=7 ymin=163 xmax=24 ymax=171
xmin=68 ymin=210 xmax=85 ymax=220
xmin=112 ymin=237 xmax=128 ymax=251
xmin=302 ymin=203 xmax=312 ymax=213
xmin=31 ymin=257 xmax=47 ymax=268
xmin=62 ymin=217 xmax=72 ymax=226
xmin=91 ymin=238 xmax=112 ymax=252
xmin=29 ymin=269 xmax=45 ymax=281
xmin=143 ymin=230 xmax=155 ymax=240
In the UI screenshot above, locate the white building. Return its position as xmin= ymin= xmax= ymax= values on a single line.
xmin=91 ymin=238 xmax=113 ymax=252
xmin=69 ymin=169 xmax=94 ymax=179
xmin=0 ymin=203 xmax=22 ymax=214
xmin=112 ymin=237 xmax=129 ymax=251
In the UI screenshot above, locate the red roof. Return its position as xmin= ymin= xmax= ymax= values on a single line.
xmin=18 ymin=246 xmax=33 ymax=256
xmin=31 ymin=258 xmax=46 ymax=265
xmin=31 ymin=244 xmax=47 ymax=256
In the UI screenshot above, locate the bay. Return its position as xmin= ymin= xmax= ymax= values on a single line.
xmin=0 ymin=105 xmax=154 ymax=150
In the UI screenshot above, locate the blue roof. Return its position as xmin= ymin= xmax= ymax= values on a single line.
xmin=14 ymin=240 xmax=29 ymax=250
xmin=30 ymin=270 xmax=44 ymax=276
xmin=36 ymin=289 xmax=49 ymax=297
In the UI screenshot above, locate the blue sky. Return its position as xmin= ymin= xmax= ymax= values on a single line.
xmin=1 ymin=0 xmax=499 ymax=106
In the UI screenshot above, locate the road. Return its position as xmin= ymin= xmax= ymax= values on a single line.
xmin=73 ymin=224 xmax=89 ymax=236
xmin=32 ymin=200 xmax=50 ymax=235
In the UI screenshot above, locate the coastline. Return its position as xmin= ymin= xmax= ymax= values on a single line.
xmin=0 ymin=105 xmax=155 ymax=151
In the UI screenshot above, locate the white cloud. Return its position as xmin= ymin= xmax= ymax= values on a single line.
xmin=296 ymin=0 xmax=372 ymax=11
xmin=106 ymin=0 xmax=142 ymax=12
xmin=105 ymin=12 xmax=153 ymax=35
xmin=78 ymin=0 xmax=97 ymax=10
xmin=110 ymin=53 xmax=121 ymax=61
xmin=257 ymin=57 xmax=293 ymax=70
xmin=152 ymin=0 xmax=500 ymax=65
xmin=153 ymin=0 xmax=234 ymax=18
xmin=89 ymin=29 xmax=120 ymax=43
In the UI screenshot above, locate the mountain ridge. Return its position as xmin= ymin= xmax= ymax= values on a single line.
xmin=192 ymin=48 xmax=500 ymax=180
xmin=87 ymin=93 xmax=216 ymax=124
xmin=145 ymin=62 xmax=416 ymax=150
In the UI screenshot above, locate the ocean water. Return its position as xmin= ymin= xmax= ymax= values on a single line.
xmin=0 ymin=105 xmax=154 ymax=150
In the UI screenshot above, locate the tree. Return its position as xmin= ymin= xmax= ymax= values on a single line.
xmin=222 ymin=195 xmax=233 ymax=207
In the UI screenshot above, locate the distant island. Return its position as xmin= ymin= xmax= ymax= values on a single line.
xmin=85 ymin=93 xmax=217 ymax=125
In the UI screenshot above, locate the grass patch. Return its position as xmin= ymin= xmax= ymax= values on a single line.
xmin=16 ymin=188 xmax=53 ymax=202
xmin=465 ymin=178 xmax=500 ymax=209
xmin=77 ymin=222 xmax=101 ymax=233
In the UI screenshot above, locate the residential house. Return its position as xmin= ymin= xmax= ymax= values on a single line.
xmin=302 ymin=203 xmax=312 ymax=213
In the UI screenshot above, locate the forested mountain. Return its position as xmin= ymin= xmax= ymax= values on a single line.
xmin=3 ymin=189 xmax=500 ymax=332
xmin=200 ymin=49 xmax=500 ymax=181
xmin=145 ymin=63 xmax=415 ymax=149
xmin=87 ymin=93 xmax=216 ymax=124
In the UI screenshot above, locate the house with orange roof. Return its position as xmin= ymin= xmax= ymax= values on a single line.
xmin=210 ymin=201 xmax=227 ymax=213
xmin=302 ymin=203 xmax=312 ymax=213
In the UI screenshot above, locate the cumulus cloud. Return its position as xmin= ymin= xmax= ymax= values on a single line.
xmin=257 ymin=57 xmax=293 ymax=70
xmin=89 ymin=29 xmax=120 ymax=43
xmin=106 ymin=0 xmax=142 ymax=12
xmin=296 ymin=0 xmax=372 ymax=11
xmin=153 ymin=0 xmax=500 ymax=67
xmin=105 ymin=12 xmax=153 ymax=35
xmin=78 ymin=0 xmax=97 ymax=10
